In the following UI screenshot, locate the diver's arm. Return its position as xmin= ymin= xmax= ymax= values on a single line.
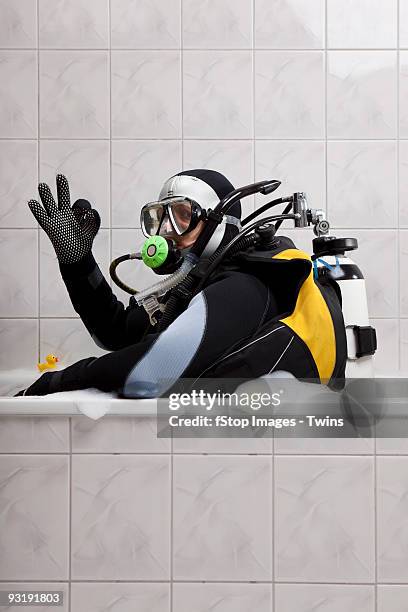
xmin=19 ymin=272 xmax=277 ymax=396
xmin=27 ymin=175 xmax=150 ymax=349
xmin=59 ymin=251 xmax=150 ymax=350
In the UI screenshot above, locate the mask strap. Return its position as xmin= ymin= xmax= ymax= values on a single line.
xmin=201 ymin=215 xmax=241 ymax=257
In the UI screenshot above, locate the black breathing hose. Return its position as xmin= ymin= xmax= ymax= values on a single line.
xmin=241 ymin=196 xmax=292 ymax=226
xmin=109 ymin=254 xmax=140 ymax=295
xmin=274 ymin=202 xmax=293 ymax=231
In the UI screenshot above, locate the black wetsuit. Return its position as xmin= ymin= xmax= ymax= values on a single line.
xmin=28 ymin=250 xmax=279 ymax=397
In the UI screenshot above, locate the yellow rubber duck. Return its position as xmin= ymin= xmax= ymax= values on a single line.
xmin=37 ymin=354 xmax=59 ymax=373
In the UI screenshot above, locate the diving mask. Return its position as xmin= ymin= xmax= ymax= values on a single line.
xmin=140 ymin=196 xmax=206 ymax=238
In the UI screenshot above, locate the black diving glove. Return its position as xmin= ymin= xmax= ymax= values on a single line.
xmin=14 ymin=357 xmax=98 ymax=396
xmin=28 ymin=174 xmax=101 ymax=264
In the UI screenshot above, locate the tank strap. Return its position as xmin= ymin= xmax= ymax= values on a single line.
xmin=347 ymin=325 xmax=377 ymax=360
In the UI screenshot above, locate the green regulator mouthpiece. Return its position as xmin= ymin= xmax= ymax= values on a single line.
xmin=141 ymin=235 xmax=169 ymax=269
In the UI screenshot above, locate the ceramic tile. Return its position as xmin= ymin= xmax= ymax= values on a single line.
xmin=377 ymin=585 xmax=408 ymax=612
xmin=399 ymin=141 xmax=408 ymax=227
xmin=71 ymin=416 xmax=170 ymax=453
xmin=400 ymin=52 xmax=408 ymax=137
xmin=327 ymin=0 xmax=397 ymax=48
xmin=173 ymin=583 xmax=272 ymax=612
xmin=39 ymin=140 xmax=110 ymax=228
xmin=71 ymin=455 xmax=171 ymax=580
xmin=0 ymin=0 xmax=37 ymax=48
xmin=327 ymin=141 xmax=397 ymax=228
xmin=183 ymin=0 xmax=252 ymax=49
xmin=401 ymin=0 xmax=408 ymax=47
xmin=275 ymin=456 xmax=375 ymax=582
xmin=111 ymin=51 xmax=181 ymax=138
xmin=345 ymin=230 xmax=398 ymax=318
xmin=0 ymin=417 xmax=69 ymax=452
xmin=71 ymin=582 xmax=169 ymax=612
xmin=0 ymin=319 xmax=38 ymax=372
xmin=370 ymin=319 xmax=399 ymax=376
xmin=39 ymin=0 xmax=109 ymax=48
xmin=111 ymin=140 xmax=182 ymax=228
xmin=0 ymin=229 xmax=38 ymax=317
xmin=400 ymin=230 xmax=408 ymax=316
xmin=173 ymin=455 xmax=272 ymax=580
xmin=255 ymin=0 xmax=324 ymax=49
xmin=0 ymin=455 xmax=69 ymax=580
xmin=173 ymin=435 xmax=272 ymax=454
xmin=111 ymin=0 xmax=180 ymax=49
xmin=377 ymin=456 xmax=408 ymax=581
xmin=327 ymin=51 xmax=397 ymax=139
xmin=255 ymin=140 xmax=325 ymax=212
xmin=40 ymin=50 xmax=109 ymax=138
xmin=275 ymin=584 xmax=375 ymax=612
xmin=183 ymin=50 xmax=252 ymax=139
xmin=402 ymin=319 xmax=408 ymax=373
xmin=274 ymin=436 xmax=375 ymax=455
xmin=0 ymin=140 xmax=37 ymax=228
xmin=255 ymin=51 xmax=324 ymax=138
xmin=0 ymin=50 xmax=37 ymax=137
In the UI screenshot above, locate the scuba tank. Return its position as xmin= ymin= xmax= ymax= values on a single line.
xmin=312 ymin=236 xmax=377 ymax=378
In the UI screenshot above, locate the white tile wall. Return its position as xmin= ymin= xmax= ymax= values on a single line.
xmin=0 ymin=7 xmax=406 ymax=611
xmin=0 ymin=413 xmax=407 ymax=607
xmin=0 ymin=0 xmax=404 ymax=375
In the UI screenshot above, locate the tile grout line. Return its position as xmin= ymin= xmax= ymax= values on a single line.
xmin=68 ymin=419 xmax=72 ymax=611
xmin=109 ymin=0 xmax=113 ymax=291
xmin=180 ymin=0 xmax=184 ymax=173
xmin=0 ymin=579 xmax=389 ymax=584
xmin=252 ymin=0 xmax=256 ymax=202
xmin=36 ymin=0 xmax=40 ymax=362
xmin=170 ymin=2 xmax=183 ymax=607
xmin=3 ymin=136 xmax=408 ymax=142
xmin=397 ymin=0 xmax=401 ymax=376
xmin=325 ymin=0 xmax=329 ymax=221
xmin=1 ymin=46 xmax=405 ymax=51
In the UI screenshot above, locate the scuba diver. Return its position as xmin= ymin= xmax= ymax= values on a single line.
xmin=16 ymin=169 xmax=376 ymax=397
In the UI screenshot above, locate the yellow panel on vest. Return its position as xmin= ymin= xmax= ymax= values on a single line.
xmin=272 ymin=249 xmax=336 ymax=383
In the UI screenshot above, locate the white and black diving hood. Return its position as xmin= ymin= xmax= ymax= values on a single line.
xmin=157 ymin=169 xmax=242 ymax=257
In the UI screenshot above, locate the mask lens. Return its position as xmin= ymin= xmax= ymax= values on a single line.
xmin=169 ymin=200 xmax=194 ymax=234
xmin=141 ymin=203 xmax=164 ymax=236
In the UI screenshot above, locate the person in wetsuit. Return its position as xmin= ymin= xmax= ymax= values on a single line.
xmin=17 ymin=170 xmax=282 ymax=397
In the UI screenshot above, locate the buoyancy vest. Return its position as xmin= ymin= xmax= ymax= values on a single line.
xmin=202 ymin=236 xmax=348 ymax=391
